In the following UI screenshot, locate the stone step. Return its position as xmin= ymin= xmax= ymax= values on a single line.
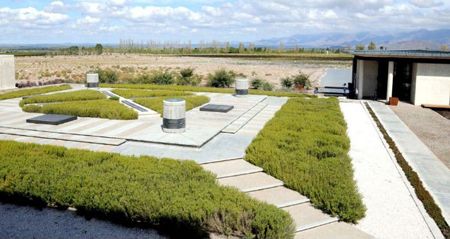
xmin=218 ymin=172 xmax=283 ymax=193
xmin=201 ymin=159 xmax=263 ymax=178
xmin=283 ymin=204 xmax=338 ymax=232
xmin=222 ymin=102 xmax=268 ymax=134
xmin=247 ymin=186 xmax=310 ymax=208
xmin=294 ymin=222 xmax=374 ymax=239
xmin=0 ymin=127 xmax=125 ymax=146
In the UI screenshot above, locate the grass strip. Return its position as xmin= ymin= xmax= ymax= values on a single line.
xmin=0 ymin=140 xmax=295 ymax=238
xmin=22 ymin=99 xmax=138 ymax=120
xmin=0 ymin=85 xmax=71 ymax=100
xmin=111 ymin=89 xmax=192 ymax=98
xmin=20 ymin=90 xmax=105 ymax=107
xmin=101 ymin=83 xmax=316 ymax=98
xmin=365 ymin=103 xmax=449 ymax=238
xmin=245 ymin=97 xmax=365 ymax=222
xmin=134 ymin=95 xmax=210 ymax=114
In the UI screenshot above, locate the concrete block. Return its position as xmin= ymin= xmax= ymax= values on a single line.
xmin=0 ymin=55 xmax=16 ymax=89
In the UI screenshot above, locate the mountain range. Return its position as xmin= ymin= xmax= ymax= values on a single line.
xmin=256 ymin=29 xmax=450 ymax=50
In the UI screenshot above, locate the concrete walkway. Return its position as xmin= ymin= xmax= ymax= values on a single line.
xmin=341 ymin=100 xmax=443 ymax=239
xmin=369 ymin=101 xmax=450 ymax=225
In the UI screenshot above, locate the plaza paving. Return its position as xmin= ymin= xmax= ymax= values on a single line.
xmin=0 ymin=87 xmax=373 ymax=238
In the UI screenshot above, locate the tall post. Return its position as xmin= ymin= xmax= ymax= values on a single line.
xmin=357 ymin=60 xmax=364 ymax=99
xmin=386 ymin=61 xmax=394 ymax=101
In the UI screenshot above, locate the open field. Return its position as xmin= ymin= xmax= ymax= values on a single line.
xmin=15 ymin=54 xmax=350 ymax=88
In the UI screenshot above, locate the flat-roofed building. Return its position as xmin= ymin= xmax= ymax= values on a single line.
xmin=351 ymin=50 xmax=450 ymax=106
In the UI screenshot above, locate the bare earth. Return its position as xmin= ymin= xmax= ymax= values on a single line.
xmin=15 ymin=54 xmax=346 ymax=88
xmin=390 ymin=102 xmax=450 ymax=169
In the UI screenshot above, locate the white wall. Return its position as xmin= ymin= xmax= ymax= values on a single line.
xmin=362 ymin=60 xmax=378 ymax=98
xmin=0 ymin=55 xmax=16 ymax=90
xmin=412 ymin=63 xmax=450 ymax=106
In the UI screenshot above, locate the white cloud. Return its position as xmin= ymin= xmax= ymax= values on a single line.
xmin=410 ymin=0 xmax=443 ymax=8
xmin=77 ymin=16 xmax=100 ymax=25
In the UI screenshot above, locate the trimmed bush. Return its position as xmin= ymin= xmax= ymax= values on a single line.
xmin=245 ymin=97 xmax=365 ymax=222
xmin=22 ymin=99 xmax=138 ymax=120
xmin=0 ymin=85 xmax=71 ymax=100
xmin=152 ymin=69 xmax=175 ymax=85
xmin=0 ymin=140 xmax=294 ymax=238
xmin=281 ymin=77 xmax=293 ymax=89
xmin=207 ymin=69 xmax=236 ymax=88
xmin=20 ymin=90 xmax=105 ymax=107
xmin=134 ymin=95 xmax=210 ymax=114
xmin=251 ymin=78 xmax=264 ymax=89
xmin=112 ymin=89 xmax=192 ymax=99
xmin=101 ymin=83 xmax=316 ymax=98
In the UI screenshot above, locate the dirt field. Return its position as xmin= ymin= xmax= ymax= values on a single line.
xmin=15 ymin=54 xmax=348 ymax=88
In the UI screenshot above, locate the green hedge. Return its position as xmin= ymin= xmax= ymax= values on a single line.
xmin=0 ymin=85 xmax=71 ymax=100
xmin=111 ymin=89 xmax=192 ymax=98
xmin=101 ymin=83 xmax=315 ymax=98
xmin=22 ymin=99 xmax=138 ymax=120
xmin=20 ymin=90 xmax=105 ymax=107
xmin=245 ymin=97 xmax=365 ymax=222
xmin=0 ymin=140 xmax=294 ymax=238
xmin=134 ymin=96 xmax=210 ymax=114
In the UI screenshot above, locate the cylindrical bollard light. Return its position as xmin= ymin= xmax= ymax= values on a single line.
xmin=162 ymin=98 xmax=186 ymax=133
xmin=86 ymin=73 xmax=99 ymax=88
xmin=235 ymin=78 xmax=249 ymax=96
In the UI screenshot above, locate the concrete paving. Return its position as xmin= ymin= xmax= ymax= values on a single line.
xmin=369 ymin=101 xmax=450 ymax=225
xmin=341 ymin=100 xmax=443 ymax=239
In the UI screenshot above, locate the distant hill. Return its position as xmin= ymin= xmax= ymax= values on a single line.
xmin=256 ymin=29 xmax=450 ymax=50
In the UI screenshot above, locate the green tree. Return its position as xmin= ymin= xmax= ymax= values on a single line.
xmin=368 ymin=41 xmax=376 ymax=50
xmin=95 ymin=43 xmax=103 ymax=55
xmin=355 ymin=44 xmax=365 ymax=51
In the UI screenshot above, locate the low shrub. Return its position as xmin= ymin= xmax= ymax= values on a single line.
xmin=109 ymin=96 xmax=120 ymax=101
xmin=177 ymin=68 xmax=202 ymax=86
xmin=292 ymin=71 xmax=311 ymax=89
xmin=0 ymin=140 xmax=294 ymax=238
xmin=152 ymin=69 xmax=175 ymax=85
xmin=22 ymin=99 xmax=138 ymax=120
xmin=0 ymin=85 xmax=71 ymax=100
xmin=112 ymin=89 xmax=192 ymax=99
xmin=134 ymin=95 xmax=210 ymax=114
xmin=281 ymin=77 xmax=293 ymax=89
xmin=251 ymin=78 xmax=264 ymax=89
xmin=207 ymin=69 xmax=236 ymax=88
xmin=102 ymin=83 xmax=316 ymax=98
xmin=20 ymin=90 xmax=105 ymax=107
xmin=245 ymin=97 xmax=365 ymax=222
xmin=96 ymin=68 xmax=118 ymax=84
xmin=261 ymin=81 xmax=274 ymax=91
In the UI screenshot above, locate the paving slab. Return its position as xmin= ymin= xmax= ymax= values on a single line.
xmin=201 ymin=159 xmax=262 ymax=178
xmin=295 ymin=222 xmax=374 ymax=239
xmin=26 ymin=114 xmax=77 ymax=125
xmin=218 ymin=172 xmax=283 ymax=192
xmin=247 ymin=186 xmax=309 ymax=208
xmin=283 ymin=204 xmax=337 ymax=232
xmin=369 ymin=101 xmax=450 ymax=225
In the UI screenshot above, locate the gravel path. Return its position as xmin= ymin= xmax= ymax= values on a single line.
xmin=390 ymin=102 xmax=450 ymax=169
xmin=340 ymin=101 xmax=439 ymax=239
xmin=0 ymin=203 xmax=166 ymax=239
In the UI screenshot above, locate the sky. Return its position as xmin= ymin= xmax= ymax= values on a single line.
xmin=0 ymin=0 xmax=449 ymax=44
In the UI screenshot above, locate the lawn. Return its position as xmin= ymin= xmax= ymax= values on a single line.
xmin=0 ymin=85 xmax=71 ymax=100
xmin=134 ymin=95 xmax=210 ymax=114
xmin=0 ymin=140 xmax=294 ymax=238
xmin=245 ymin=97 xmax=365 ymax=222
